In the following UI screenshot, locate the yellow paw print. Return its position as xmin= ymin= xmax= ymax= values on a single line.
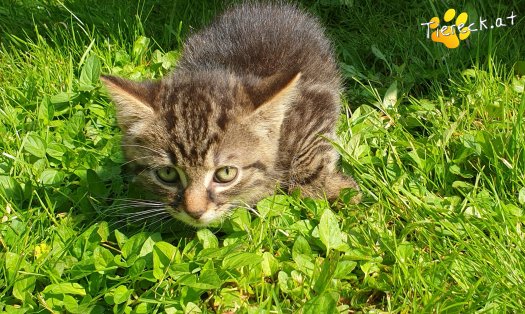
xmin=429 ymin=9 xmax=470 ymax=48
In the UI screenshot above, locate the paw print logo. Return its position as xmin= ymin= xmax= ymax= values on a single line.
xmin=428 ymin=9 xmax=471 ymax=48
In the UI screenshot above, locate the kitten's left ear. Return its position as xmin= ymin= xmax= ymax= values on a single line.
xmin=100 ymin=75 xmax=161 ymax=132
xmin=244 ymin=71 xmax=301 ymax=137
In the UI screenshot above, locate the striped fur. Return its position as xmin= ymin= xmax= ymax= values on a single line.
xmin=101 ymin=3 xmax=360 ymax=227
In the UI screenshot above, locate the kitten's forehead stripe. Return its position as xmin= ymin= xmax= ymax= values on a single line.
xmin=160 ymin=85 xmax=226 ymax=166
xmin=168 ymin=151 xmax=178 ymax=165
xmin=216 ymin=111 xmax=228 ymax=130
xmin=243 ymin=161 xmax=267 ymax=171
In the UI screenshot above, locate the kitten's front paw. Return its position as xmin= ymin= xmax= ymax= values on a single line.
xmin=291 ymin=172 xmax=361 ymax=204
xmin=326 ymin=173 xmax=361 ymax=204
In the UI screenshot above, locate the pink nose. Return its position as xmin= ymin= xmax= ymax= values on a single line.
xmin=184 ymin=186 xmax=208 ymax=219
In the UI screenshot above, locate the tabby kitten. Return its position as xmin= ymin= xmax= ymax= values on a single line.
xmin=101 ymin=3 xmax=360 ymax=227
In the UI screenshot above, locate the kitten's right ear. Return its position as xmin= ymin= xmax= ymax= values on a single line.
xmin=100 ymin=75 xmax=160 ymax=131
xmin=242 ymin=72 xmax=301 ymax=138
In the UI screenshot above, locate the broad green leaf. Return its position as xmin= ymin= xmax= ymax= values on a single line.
xmin=228 ymin=207 xmax=251 ymax=231
xmin=112 ymin=285 xmax=133 ymax=305
xmin=165 ymin=307 xmax=178 ymax=314
xmin=292 ymin=236 xmax=311 ymax=257
xmin=97 ymin=221 xmax=109 ymax=242
xmin=313 ymin=252 xmax=339 ymax=293
xmin=371 ymin=44 xmax=388 ymax=63
xmin=339 ymin=187 xmax=360 ymax=204
xmin=43 ymin=283 xmax=86 ymax=296
xmin=277 ymin=271 xmax=292 ymax=292
xmin=518 ymin=187 xmax=525 ymax=205
xmin=45 ymin=296 xmax=64 ymax=311
xmin=449 ymin=164 xmax=474 ymax=178
xmin=114 ymin=229 xmax=128 ymax=249
xmin=93 ymin=246 xmax=114 ymax=271
xmin=505 ymin=203 xmax=523 ymax=217
xmin=292 ymin=254 xmax=315 ymax=276
xmin=161 ymin=51 xmax=180 ymax=70
xmin=333 ymin=260 xmax=358 ymax=279
xmin=452 ymin=180 xmax=474 ymax=190
xmin=318 ymin=210 xmax=344 ymax=251
xmin=24 ymin=132 xmax=46 ymax=158
xmin=79 ymin=55 xmax=101 ymax=91
xmin=87 ymin=103 xmax=107 ymax=118
xmin=198 ymin=244 xmax=240 ymax=261
xmin=66 ymin=111 xmax=85 ymax=138
xmin=5 ymin=252 xmax=25 ymax=283
xmin=153 ymin=241 xmax=181 ymax=280
xmin=129 ymin=258 xmax=147 ymax=277
xmin=140 ymin=233 xmax=162 ymax=257
xmin=382 ymin=80 xmax=398 ymax=109
xmin=188 ymin=268 xmax=221 ymax=290
xmin=32 ymin=158 xmax=46 ymax=177
xmin=63 ymin=295 xmax=80 ymax=313
xmin=261 ymin=252 xmax=279 ymax=277
xmin=114 ymin=49 xmax=131 ymax=65
xmin=302 ymin=291 xmax=338 ymax=314
xmin=70 ymin=258 xmax=96 ymax=280
xmin=12 ymin=275 xmax=36 ymax=302
xmin=121 ymin=233 xmax=147 ymax=259
xmin=256 ymin=195 xmax=290 ymax=218
xmin=361 ymin=261 xmax=380 ymax=277
xmin=50 ymin=92 xmax=78 ymax=104
xmin=132 ymin=36 xmax=150 ymax=61
xmin=197 ymin=229 xmax=219 ymax=249
xmin=0 ymin=176 xmax=24 ymax=200
xmin=396 ymin=243 xmax=415 ymax=263
xmin=222 ymin=252 xmax=263 ymax=270
xmin=40 ymin=169 xmax=65 ymax=185
xmin=134 ymin=303 xmax=149 ymax=314
xmin=38 ymin=97 xmax=54 ymax=122
xmin=46 ymin=143 xmax=67 ymax=159
xmin=184 ymin=302 xmax=202 ymax=314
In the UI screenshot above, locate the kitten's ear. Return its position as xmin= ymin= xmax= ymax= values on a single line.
xmin=245 ymin=72 xmax=301 ymax=137
xmin=100 ymin=75 xmax=160 ymax=131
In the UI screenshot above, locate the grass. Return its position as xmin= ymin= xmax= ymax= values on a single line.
xmin=1 ymin=0 xmax=525 ymax=312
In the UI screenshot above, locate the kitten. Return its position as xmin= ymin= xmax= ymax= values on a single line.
xmin=101 ymin=3 xmax=360 ymax=227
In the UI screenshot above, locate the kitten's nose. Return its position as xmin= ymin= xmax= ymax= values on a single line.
xmin=187 ymin=209 xmax=205 ymax=219
xmin=184 ymin=186 xmax=208 ymax=219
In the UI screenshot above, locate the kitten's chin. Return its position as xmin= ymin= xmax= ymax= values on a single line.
xmin=166 ymin=206 xmax=226 ymax=228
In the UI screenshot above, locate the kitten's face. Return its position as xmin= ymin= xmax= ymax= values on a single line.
xmin=101 ymin=71 xmax=300 ymax=226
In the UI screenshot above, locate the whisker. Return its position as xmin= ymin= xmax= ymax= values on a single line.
xmin=137 ymin=164 xmax=159 ymax=177
xmin=120 ymin=144 xmax=166 ymax=157
xmin=111 ymin=209 xmax=171 ymax=226
xmin=105 ymin=201 xmax=163 ymax=208
xmin=121 ymin=155 xmax=156 ymax=167
xmin=101 ymin=197 xmax=166 ymax=206
xmin=117 ymin=208 xmax=167 ymax=217
xmin=99 ymin=203 xmax=166 ymax=215
xmin=143 ymin=214 xmax=173 ymax=232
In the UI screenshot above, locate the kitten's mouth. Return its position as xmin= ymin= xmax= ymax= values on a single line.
xmin=165 ymin=203 xmax=228 ymax=227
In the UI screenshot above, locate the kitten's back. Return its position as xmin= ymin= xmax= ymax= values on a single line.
xmin=177 ymin=3 xmax=339 ymax=88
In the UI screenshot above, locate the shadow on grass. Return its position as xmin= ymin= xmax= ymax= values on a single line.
xmin=0 ymin=0 xmax=228 ymax=51
xmin=1 ymin=0 xmax=524 ymax=99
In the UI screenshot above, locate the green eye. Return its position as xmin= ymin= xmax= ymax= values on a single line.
xmin=156 ymin=167 xmax=180 ymax=184
xmin=213 ymin=166 xmax=238 ymax=183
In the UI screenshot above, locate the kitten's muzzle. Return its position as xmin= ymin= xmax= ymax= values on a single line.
xmin=172 ymin=185 xmax=209 ymax=220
